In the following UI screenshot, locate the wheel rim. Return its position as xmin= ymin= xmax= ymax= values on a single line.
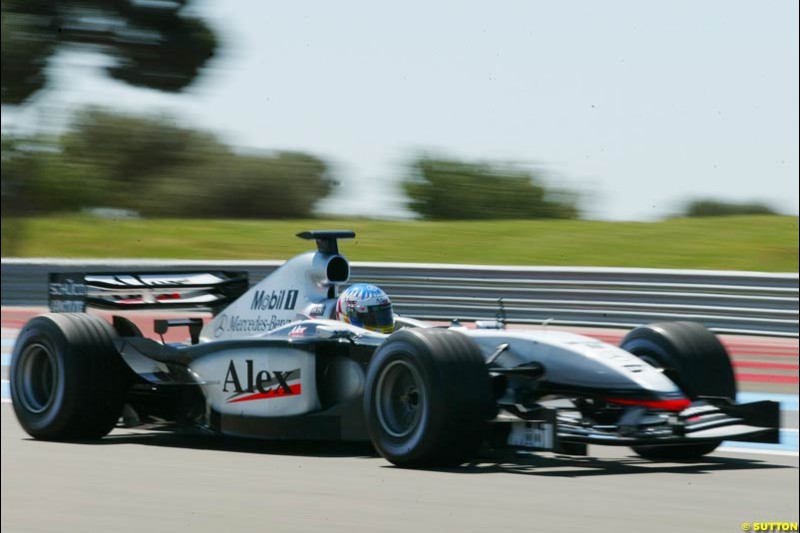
xmin=375 ymin=360 xmax=426 ymax=438
xmin=17 ymin=343 xmax=58 ymax=414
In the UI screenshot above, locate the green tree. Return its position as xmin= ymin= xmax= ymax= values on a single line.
xmin=162 ymin=151 xmax=333 ymax=219
xmin=684 ymin=199 xmax=778 ymax=217
xmin=2 ymin=108 xmax=334 ymax=219
xmin=404 ymin=157 xmax=579 ymax=220
xmin=2 ymin=133 xmax=108 ymax=215
xmin=59 ymin=107 xmax=228 ymax=213
xmin=1 ymin=0 xmax=217 ymax=105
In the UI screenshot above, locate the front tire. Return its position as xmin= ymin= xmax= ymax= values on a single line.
xmin=10 ymin=313 xmax=130 ymax=440
xmin=621 ymin=321 xmax=736 ymax=460
xmin=364 ymin=328 xmax=491 ymax=468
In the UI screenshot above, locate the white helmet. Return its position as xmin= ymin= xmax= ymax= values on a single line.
xmin=335 ymin=284 xmax=394 ymax=333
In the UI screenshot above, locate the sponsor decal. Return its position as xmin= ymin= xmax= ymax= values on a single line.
xmin=87 ymin=274 xmax=203 ymax=287
xmin=49 ymin=278 xmax=87 ymax=297
xmin=223 ymin=359 xmax=301 ymax=403
xmin=130 ymin=277 xmax=193 ymax=286
xmin=48 ymin=274 xmax=88 ymax=313
xmin=251 ymin=289 xmax=299 ymax=311
xmin=213 ymin=313 xmax=292 ymax=337
xmin=214 ymin=314 xmax=229 ymax=338
xmin=288 ymin=325 xmax=307 ymax=338
xmin=308 ymin=304 xmax=327 ymax=318
xmin=50 ymin=300 xmax=86 ymax=312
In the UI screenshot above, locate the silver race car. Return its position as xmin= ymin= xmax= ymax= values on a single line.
xmin=10 ymin=231 xmax=780 ymax=467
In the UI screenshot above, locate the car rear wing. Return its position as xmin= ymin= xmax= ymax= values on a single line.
xmin=48 ymin=271 xmax=249 ymax=316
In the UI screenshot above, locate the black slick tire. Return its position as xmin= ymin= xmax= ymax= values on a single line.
xmin=10 ymin=313 xmax=129 ymax=440
xmin=620 ymin=321 xmax=736 ymax=460
xmin=364 ymin=328 xmax=491 ymax=468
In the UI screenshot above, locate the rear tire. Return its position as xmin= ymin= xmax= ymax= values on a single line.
xmin=10 ymin=314 xmax=130 ymax=440
xmin=621 ymin=321 xmax=736 ymax=460
xmin=364 ymin=328 xmax=491 ymax=468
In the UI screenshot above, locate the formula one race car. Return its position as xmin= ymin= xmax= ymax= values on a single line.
xmin=10 ymin=231 xmax=781 ymax=467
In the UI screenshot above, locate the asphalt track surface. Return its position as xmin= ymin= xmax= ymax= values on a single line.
xmin=2 ymin=308 xmax=798 ymax=532
xmin=2 ymin=404 xmax=798 ymax=533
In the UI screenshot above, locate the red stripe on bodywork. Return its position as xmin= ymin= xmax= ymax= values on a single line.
xmin=606 ymin=397 xmax=691 ymax=411
xmin=227 ymin=383 xmax=302 ymax=403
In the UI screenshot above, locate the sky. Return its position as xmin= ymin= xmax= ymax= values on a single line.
xmin=3 ymin=0 xmax=799 ymax=220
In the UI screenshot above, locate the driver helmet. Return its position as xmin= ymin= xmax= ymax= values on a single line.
xmin=335 ymin=283 xmax=394 ymax=333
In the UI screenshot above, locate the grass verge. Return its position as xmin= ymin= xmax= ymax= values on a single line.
xmin=1 ymin=215 xmax=797 ymax=272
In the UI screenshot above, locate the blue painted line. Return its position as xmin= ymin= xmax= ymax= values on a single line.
xmin=1 ymin=380 xmax=8 ymax=400
xmin=2 ymin=339 xmax=14 ymax=348
xmin=723 ymin=429 xmax=798 ymax=453
xmin=737 ymin=392 xmax=799 ymax=413
xmin=1 ymin=353 xmax=10 ymax=366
